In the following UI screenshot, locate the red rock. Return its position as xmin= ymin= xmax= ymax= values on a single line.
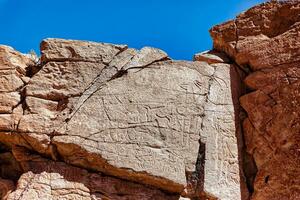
xmin=211 ymin=1 xmax=300 ymax=199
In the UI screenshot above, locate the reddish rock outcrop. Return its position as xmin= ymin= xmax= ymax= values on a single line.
xmin=211 ymin=1 xmax=300 ymax=200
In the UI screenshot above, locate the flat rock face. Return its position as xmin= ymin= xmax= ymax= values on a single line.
xmin=211 ymin=1 xmax=300 ymax=200
xmin=0 ymin=38 xmax=244 ymax=200
xmin=6 ymin=146 xmax=177 ymax=200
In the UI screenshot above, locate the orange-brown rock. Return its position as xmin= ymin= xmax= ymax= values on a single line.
xmin=211 ymin=1 xmax=300 ymax=200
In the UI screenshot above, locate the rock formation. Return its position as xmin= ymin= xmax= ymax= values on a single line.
xmin=0 ymin=1 xmax=299 ymax=200
xmin=211 ymin=1 xmax=300 ymax=200
xmin=0 ymin=37 xmax=245 ymax=200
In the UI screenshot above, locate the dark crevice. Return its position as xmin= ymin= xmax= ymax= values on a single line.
xmin=0 ymin=143 xmax=23 ymax=182
xmin=243 ymin=151 xmax=257 ymax=193
xmin=264 ymin=175 xmax=270 ymax=184
xmin=185 ymin=140 xmax=206 ymax=200
xmin=25 ymin=62 xmax=43 ymax=78
xmin=56 ymin=98 xmax=69 ymax=112
xmin=109 ymin=69 xmax=128 ymax=80
xmin=20 ymin=89 xmax=29 ymax=115
xmin=229 ymin=59 xmax=257 ymax=199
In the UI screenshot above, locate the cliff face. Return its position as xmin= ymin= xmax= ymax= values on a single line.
xmin=0 ymin=1 xmax=299 ymax=200
xmin=0 ymin=38 xmax=245 ymax=200
xmin=211 ymin=1 xmax=300 ymax=200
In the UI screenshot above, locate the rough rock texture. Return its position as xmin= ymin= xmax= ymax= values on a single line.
xmin=6 ymin=146 xmax=177 ymax=200
xmin=0 ymin=38 xmax=244 ymax=200
xmin=2 ymin=1 xmax=298 ymax=199
xmin=193 ymin=50 xmax=230 ymax=64
xmin=211 ymin=1 xmax=300 ymax=200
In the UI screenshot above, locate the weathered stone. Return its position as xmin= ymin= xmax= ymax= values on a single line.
xmin=210 ymin=1 xmax=300 ymax=70
xmin=0 ymin=45 xmax=34 ymax=74
xmin=0 ymin=92 xmax=20 ymax=114
xmin=0 ymin=70 xmax=24 ymax=92
xmin=0 ymin=36 xmax=245 ymax=200
xmin=26 ymin=61 xmax=107 ymax=100
xmin=211 ymin=1 xmax=300 ymax=200
xmin=109 ymin=48 xmax=138 ymax=70
xmin=193 ymin=50 xmax=230 ymax=64
xmin=200 ymin=63 xmax=246 ymax=200
xmin=122 ymin=47 xmax=169 ymax=70
xmin=0 ymin=115 xmax=19 ymax=132
xmin=40 ymin=38 xmax=127 ymax=64
xmin=25 ymin=97 xmax=58 ymax=118
xmin=7 ymin=147 xmax=178 ymax=200
xmin=53 ymin=60 xmax=212 ymax=193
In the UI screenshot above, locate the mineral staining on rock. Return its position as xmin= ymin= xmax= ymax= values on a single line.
xmin=211 ymin=1 xmax=300 ymax=200
xmin=0 ymin=37 xmax=244 ymax=200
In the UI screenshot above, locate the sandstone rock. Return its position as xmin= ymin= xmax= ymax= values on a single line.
xmin=210 ymin=1 xmax=300 ymax=70
xmin=53 ymin=60 xmax=212 ymax=193
xmin=0 ymin=45 xmax=34 ymax=74
xmin=199 ymin=63 xmax=246 ymax=200
xmin=25 ymin=97 xmax=58 ymax=118
xmin=0 ymin=92 xmax=21 ymax=114
xmin=8 ymin=147 xmax=178 ymax=200
xmin=40 ymin=38 xmax=127 ymax=64
xmin=211 ymin=1 xmax=300 ymax=200
xmin=193 ymin=50 xmax=230 ymax=64
xmin=0 ymin=38 xmax=244 ymax=199
xmin=122 ymin=47 xmax=169 ymax=70
xmin=0 ymin=70 xmax=24 ymax=92
xmin=0 ymin=178 xmax=15 ymax=199
xmin=26 ymin=61 xmax=107 ymax=100
xmin=0 ymin=1 xmax=296 ymax=200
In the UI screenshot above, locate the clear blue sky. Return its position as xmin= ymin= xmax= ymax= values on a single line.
xmin=0 ymin=0 xmax=265 ymax=60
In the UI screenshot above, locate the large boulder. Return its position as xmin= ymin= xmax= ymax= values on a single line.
xmin=0 ymin=38 xmax=244 ymax=200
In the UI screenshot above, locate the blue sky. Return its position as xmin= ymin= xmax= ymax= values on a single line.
xmin=0 ymin=0 xmax=265 ymax=60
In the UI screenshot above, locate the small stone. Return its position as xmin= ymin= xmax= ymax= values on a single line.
xmin=193 ymin=50 xmax=230 ymax=64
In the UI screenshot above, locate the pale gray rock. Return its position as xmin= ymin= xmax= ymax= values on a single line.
xmin=201 ymin=63 xmax=245 ymax=200
xmin=193 ymin=50 xmax=230 ymax=64
xmin=53 ymin=60 xmax=213 ymax=193
xmin=122 ymin=47 xmax=169 ymax=70
xmin=0 ymin=38 xmax=245 ymax=199
xmin=26 ymin=61 xmax=107 ymax=100
xmin=40 ymin=38 xmax=127 ymax=64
